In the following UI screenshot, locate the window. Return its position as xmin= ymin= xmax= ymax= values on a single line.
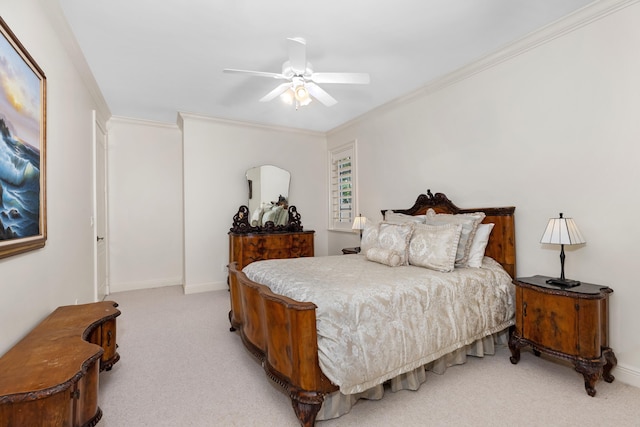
xmin=329 ymin=141 xmax=357 ymax=230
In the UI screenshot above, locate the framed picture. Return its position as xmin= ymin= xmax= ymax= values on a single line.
xmin=0 ymin=17 xmax=47 ymax=259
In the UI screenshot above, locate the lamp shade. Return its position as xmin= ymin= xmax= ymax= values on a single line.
xmin=540 ymin=213 xmax=586 ymax=245
xmin=352 ymin=215 xmax=367 ymax=231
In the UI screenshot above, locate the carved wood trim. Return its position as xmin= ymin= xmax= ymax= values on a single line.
xmin=382 ymin=189 xmax=516 ymax=217
xmin=230 ymin=205 xmax=304 ymax=234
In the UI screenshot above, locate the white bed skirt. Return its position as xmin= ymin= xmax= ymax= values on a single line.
xmin=316 ymin=328 xmax=510 ymax=421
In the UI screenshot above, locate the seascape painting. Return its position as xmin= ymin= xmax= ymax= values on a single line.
xmin=0 ymin=17 xmax=46 ymax=259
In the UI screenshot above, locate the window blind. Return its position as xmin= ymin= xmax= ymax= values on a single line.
xmin=330 ymin=143 xmax=355 ymax=230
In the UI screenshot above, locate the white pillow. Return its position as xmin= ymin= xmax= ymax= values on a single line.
xmin=251 ymin=207 xmax=263 ymax=226
xmin=261 ymin=206 xmax=279 ymax=224
xmin=466 ymin=223 xmax=495 ymax=268
xmin=384 ymin=211 xmax=426 ymax=224
xmin=408 ymin=223 xmax=462 ymax=272
xmin=424 ymin=209 xmax=485 ymax=267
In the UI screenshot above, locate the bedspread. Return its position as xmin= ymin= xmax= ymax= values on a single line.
xmin=242 ymin=254 xmax=515 ymax=395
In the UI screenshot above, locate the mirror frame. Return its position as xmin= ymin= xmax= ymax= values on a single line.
xmin=230 ymin=205 xmax=304 ymax=234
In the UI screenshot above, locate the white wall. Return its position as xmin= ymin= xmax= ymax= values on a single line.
xmin=107 ymin=117 xmax=183 ymax=292
xmin=328 ymin=2 xmax=640 ymax=385
xmin=6 ymin=0 xmax=636 ymax=389
xmin=180 ymin=113 xmax=327 ymax=293
xmin=0 ymin=0 xmax=109 ymax=353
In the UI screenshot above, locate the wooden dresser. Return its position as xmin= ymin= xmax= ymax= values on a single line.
xmin=508 ymin=276 xmax=615 ymax=396
xmin=0 ymin=301 xmax=120 ymax=427
xmin=229 ymin=230 xmax=315 ymax=271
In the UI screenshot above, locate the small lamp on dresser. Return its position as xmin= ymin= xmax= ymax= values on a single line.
xmin=540 ymin=212 xmax=586 ymax=287
xmin=351 ymin=214 xmax=367 ymax=253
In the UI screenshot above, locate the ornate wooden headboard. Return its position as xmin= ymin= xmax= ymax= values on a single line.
xmin=383 ymin=190 xmax=516 ymax=278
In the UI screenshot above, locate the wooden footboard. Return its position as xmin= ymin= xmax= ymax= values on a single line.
xmin=228 ymin=262 xmax=338 ymax=426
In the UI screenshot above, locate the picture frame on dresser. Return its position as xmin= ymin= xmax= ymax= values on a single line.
xmin=0 ymin=17 xmax=47 ymax=260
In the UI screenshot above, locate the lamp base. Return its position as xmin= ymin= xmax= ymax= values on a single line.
xmin=545 ymin=277 xmax=581 ymax=288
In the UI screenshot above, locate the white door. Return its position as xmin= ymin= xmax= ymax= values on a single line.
xmin=94 ymin=112 xmax=108 ymax=301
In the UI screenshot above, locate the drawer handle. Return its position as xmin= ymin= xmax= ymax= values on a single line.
xmin=523 ymin=302 xmax=527 ymax=317
xmin=107 ymin=330 xmax=112 ymax=347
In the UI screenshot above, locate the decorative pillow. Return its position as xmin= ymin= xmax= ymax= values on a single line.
xmin=466 ymin=223 xmax=495 ymax=268
xmin=274 ymin=206 xmax=289 ymax=225
xmin=261 ymin=206 xmax=279 ymax=224
xmin=424 ymin=209 xmax=486 ymax=267
xmin=408 ymin=223 xmax=462 ymax=272
xmin=365 ymin=247 xmax=403 ymax=267
xmin=384 ymin=211 xmax=426 ymax=224
xmin=250 ymin=207 xmax=263 ymax=226
xmin=360 ymin=221 xmax=380 ymax=254
xmin=377 ymin=222 xmax=415 ymax=265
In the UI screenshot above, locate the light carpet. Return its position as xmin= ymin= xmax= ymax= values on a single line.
xmin=98 ymin=285 xmax=640 ymax=426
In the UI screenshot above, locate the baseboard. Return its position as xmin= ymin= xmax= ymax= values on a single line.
xmin=109 ymin=277 xmax=183 ymax=293
xmin=615 ymin=363 xmax=640 ymax=389
xmin=183 ymin=280 xmax=227 ymax=294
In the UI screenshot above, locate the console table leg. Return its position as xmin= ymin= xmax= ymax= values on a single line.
xmin=602 ymin=347 xmax=617 ymax=383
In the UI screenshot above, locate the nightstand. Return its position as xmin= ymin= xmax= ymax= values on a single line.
xmin=341 ymin=247 xmax=360 ymax=254
xmin=508 ymin=275 xmax=616 ymax=396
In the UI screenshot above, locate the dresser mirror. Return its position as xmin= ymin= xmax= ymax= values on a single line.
xmin=230 ymin=165 xmax=303 ymax=234
xmin=246 ymin=165 xmax=290 ymax=223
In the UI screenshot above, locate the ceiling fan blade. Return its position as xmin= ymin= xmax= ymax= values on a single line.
xmin=223 ymin=68 xmax=288 ymax=80
xmin=306 ymin=82 xmax=337 ymax=107
xmin=287 ymin=37 xmax=307 ymax=74
xmin=311 ymin=72 xmax=370 ymax=84
xmin=259 ymin=83 xmax=292 ymax=102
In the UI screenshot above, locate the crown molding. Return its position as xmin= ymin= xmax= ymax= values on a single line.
xmin=108 ymin=115 xmax=181 ymax=131
xmin=177 ymin=111 xmax=326 ymax=138
xmin=328 ymin=0 xmax=639 ymax=136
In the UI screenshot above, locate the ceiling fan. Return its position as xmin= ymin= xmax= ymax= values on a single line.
xmin=223 ymin=37 xmax=370 ymax=108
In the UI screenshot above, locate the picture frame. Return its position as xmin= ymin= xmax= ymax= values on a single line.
xmin=0 ymin=17 xmax=47 ymax=259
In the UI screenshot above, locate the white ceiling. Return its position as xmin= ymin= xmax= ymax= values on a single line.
xmin=58 ymin=0 xmax=596 ymax=132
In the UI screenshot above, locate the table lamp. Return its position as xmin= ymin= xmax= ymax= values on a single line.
xmin=351 ymin=214 xmax=367 ymax=252
xmin=540 ymin=212 xmax=586 ymax=287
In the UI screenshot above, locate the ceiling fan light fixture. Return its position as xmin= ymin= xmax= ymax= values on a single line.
xmin=294 ymin=85 xmax=309 ymax=102
xmin=280 ymin=89 xmax=295 ymax=105
xmin=299 ymin=95 xmax=312 ymax=107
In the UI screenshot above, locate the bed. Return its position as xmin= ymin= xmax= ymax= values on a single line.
xmin=227 ymin=190 xmax=516 ymax=426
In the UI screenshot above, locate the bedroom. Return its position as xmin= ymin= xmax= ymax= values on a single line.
xmin=1 ymin=0 xmax=639 ymax=423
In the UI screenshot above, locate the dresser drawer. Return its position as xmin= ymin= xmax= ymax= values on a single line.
xmin=245 ymin=234 xmax=292 ymax=250
xmin=229 ymin=231 xmax=315 ymax=270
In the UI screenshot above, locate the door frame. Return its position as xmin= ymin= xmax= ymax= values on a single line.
xmin=93 ymin=110 xmax=109 ymax=300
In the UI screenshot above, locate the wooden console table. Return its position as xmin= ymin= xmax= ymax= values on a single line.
xmin=0 ymin=301 xmax=120 ymax=426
